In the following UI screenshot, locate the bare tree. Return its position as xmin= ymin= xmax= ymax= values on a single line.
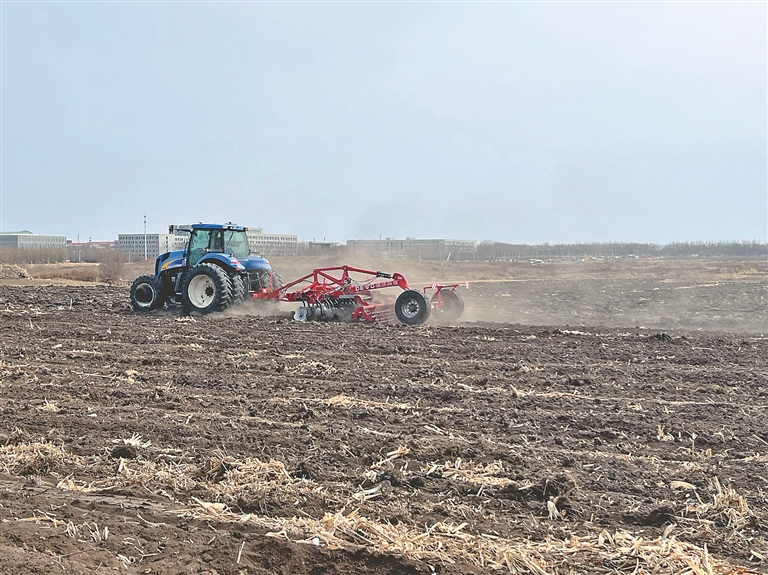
xmin=98 ymin=250 xmax=127 ymax=284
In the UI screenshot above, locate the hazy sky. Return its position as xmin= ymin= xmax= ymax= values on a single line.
xmin=2 ymin=2 xmax=766 ymax=244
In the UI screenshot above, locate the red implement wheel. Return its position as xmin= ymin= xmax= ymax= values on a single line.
xmin=395 ymin=290 xmax=431 ymax=326
xmin=431 ymin=290 xmax=464 ymax=323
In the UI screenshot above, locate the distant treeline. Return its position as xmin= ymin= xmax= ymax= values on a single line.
xmin=0 ymin=248 xmax=68 ymax=264
xmin=0 ymin=246 xmax=120 ymax=265
xmin=66 ymin=245 xmax=110 ymax=263
xmin=477 ymin=240 xmax=768 ymax=260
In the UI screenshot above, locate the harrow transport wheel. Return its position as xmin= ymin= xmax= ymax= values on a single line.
xmin=182 ymin=263 xmax=234 ymax=314
xmin=432 ymin=290 xmax=464 ymax=323
xmin=229 ymin=272 xmax=246 ymax=306
xmin=395 ymin=290 xmax=431 ymax=326
xmin=130 ymin=275 xmax=167 ymax=311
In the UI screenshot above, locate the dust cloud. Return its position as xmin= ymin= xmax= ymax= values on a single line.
xmin=264 ymin=255 xmax=768 ymax=332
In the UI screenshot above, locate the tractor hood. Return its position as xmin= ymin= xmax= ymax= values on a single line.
xmin=239 ymin=254 xmax=272 ymax=271
xmin=154 ymin=250 xmax=272 ymax=274
xmin=156 ymin=249 xmax=187 ymax=274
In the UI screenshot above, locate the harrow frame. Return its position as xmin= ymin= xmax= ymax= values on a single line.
xmin=251 ymin=265 xmax=467 ymax=325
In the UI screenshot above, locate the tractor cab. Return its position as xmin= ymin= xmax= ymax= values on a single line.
xmin=187 ymin=226 xmax=250 ymax=266
xmin=181 ymin=224 xmax=274 ymax=284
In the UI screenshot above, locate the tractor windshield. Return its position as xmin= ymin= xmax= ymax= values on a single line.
xmin=188 ymin=229 xmax=211 ymax=266
xmin=224 ymin=230 xmax=250 ymax=258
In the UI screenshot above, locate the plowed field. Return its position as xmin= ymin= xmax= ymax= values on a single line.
xmin=0 ymin=258 xmax=766 ymax=574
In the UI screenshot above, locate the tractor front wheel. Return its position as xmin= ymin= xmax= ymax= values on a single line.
xmin=182 ymin=263 xmax=234 ymax=314
xmin=130 ymin=275 xmax=167 ymax=311
xmin=395 ymin=290 xmax=431 ymax=326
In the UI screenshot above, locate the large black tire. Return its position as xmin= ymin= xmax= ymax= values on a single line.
xmin=395 ymin=290 xmax=431 ymax=326
xmin=130 ymin=275 xmax=167 ymax=311
xmin=431 ymin=290 xmax=464 ymax=323
xmin=182 ymin=263 xmax=234 ymax=314
xmin=270 ymin=271 xmax=283 ymax=290
xmin=230 ymin=272 xmax=246 ymax=306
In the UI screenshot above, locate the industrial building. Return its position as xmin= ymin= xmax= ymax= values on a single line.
xmin=0 ymin=231 xmax=67 ymax=250
xmin=115 ymin=226 xmax=298 ymax=260
xmin=346 ymin=238 xmax=477 ymax=260
xmin=115 ymin=233 xmax=183 ymax=260
xmin=246 ymin=229 xmax=298 ymax=256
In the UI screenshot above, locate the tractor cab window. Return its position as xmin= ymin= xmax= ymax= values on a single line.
xmin=211 ymin=231 xmax=225 ymax=253
xmin=188 ymin=230 xmax=211 ymax=266
xmin=224 ymin=231 xmax=250 ymax=259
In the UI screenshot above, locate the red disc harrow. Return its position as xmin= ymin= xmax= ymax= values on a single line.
xmin=251 ymin=265 xmax=467 ymax=325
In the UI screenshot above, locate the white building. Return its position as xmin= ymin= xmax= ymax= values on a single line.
xmin=247 ymin=231 xmax=298 ymax=256
xmin=0 ymin=231 xmax=67 ymax=250
xmin=115 ymin=234 xmax=182 ymax=260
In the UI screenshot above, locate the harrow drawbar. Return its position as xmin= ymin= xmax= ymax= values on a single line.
xmin=251 ymin=265 xmax=466 ymax=326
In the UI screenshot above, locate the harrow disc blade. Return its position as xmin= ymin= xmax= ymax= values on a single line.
xmin=294 ymin=307 xmax=311 ymax=321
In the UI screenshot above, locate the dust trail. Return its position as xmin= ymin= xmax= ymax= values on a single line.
xmin=224 ymin=257 xmax=768 ymax=332
xmin=402 ymin=257 xmax=768 ymax=332
xmin=223 ymin=300 xmax=295 ymax=319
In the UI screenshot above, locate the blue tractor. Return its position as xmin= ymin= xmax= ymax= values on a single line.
xmin=129 ymin=223 xmax=282 ymax=314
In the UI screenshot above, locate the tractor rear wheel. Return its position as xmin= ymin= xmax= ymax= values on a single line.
xmin=395 ymin=290 xmax=431 ymax=326
xmin=230 ymin=272 xmax=246 ymax=306
xmin=431 ymin=290 xmax=464 ymax=323
xmin=182 ymin=263 xmax=234 ymax=314
xmin=130 ymin=275 xmax=167 ymax=311
xmin=271 ymin=271 xmax=283 ymax=289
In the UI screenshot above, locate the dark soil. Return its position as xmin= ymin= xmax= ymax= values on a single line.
xmin=0 ymin=281 xmax=766 ymax=574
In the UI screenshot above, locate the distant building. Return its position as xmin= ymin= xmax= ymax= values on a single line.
xmin=246 ymin=230 xmax=298 ymax=256
xmin=115 ymin=226 xmax=298 ymax=259
xmin=296 ymin=241 xmax=344 ymax=256
xmin=0 ymin=231 xmax=67 ymax=250
xmin=347 ymin=237 xmax=477 ymax=260
xmin=115 ymin=233 xmax=182 ymax=260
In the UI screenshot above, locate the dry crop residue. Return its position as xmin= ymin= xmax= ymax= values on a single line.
xmin=0 ymin=284 xmax=765 ymax=574
xmin=0 ymin=265 xmax=29 ymax=280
